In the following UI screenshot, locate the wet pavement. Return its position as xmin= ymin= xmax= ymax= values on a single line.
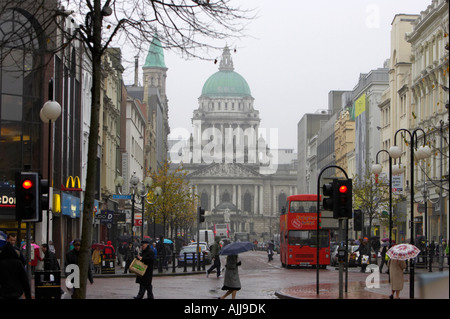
xmin=32 ymin=251 xmax=448 ymax=300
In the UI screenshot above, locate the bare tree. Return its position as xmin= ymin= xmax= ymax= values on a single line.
xmin=1 ymin=0 xmax=254 ymax=299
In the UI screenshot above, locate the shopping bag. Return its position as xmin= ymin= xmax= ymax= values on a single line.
xmin=129 ymin=258 xmax=147 ymax=276
xmin=361 ymin=255 xmax=369 ymax=265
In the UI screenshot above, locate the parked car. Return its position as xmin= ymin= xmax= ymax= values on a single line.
xmin=177 ymin=245 xmax=211 ymax=267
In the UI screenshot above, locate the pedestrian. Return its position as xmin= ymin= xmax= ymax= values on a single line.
xmin=388 ymin=258 xmax=406 ymax=299
xmin=6 ymin=234 xmax=25 ymax=265
xmin=379 ymin=244 xmax=388 ymax=273
xmin=0 ymin=241 xmax=31 ymax=299
xmin=151 ymin=242 xmax=158 ymax=259
xmin=123 ymin=242 xmax=136 ymax=274
xmin=219 ymin=254 xmax=241 ymax=299
xmin=356 ymin=238 xmax=370 ymax=272
xmin=429 ymin=241 xmax=435 ymax=265
xmin=65 ymin=239 xmax=94 ymax=298
xmin=267 ymin=241 xmax=274 ymax=262
xmin=118 ymin=242 xmax=126 ymax=268
xmin=156 ymin=235 xmax=166 ymax=273
xmin=206 ymin=236 xmax=222 ymax=278
xmin=134 ymin=239 xmax=154 ymax=299
xmin=42 ymin=243 xmax=60 ymax=271
xmin=91 ymin=246 xmax=102 ymax=274
xmin=103 ymin=240 xmax=115 ymax=257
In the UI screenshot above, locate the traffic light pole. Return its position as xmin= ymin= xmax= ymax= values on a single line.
xmin=316 ymin=165 xmax=349 ymax=296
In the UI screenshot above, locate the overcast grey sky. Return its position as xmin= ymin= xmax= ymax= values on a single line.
xmin=123 ymin=0 xmax=431 ymax=151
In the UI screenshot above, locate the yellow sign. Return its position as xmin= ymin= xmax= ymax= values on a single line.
xmin=61 ymin=176 xmax=82 ymax=191
xmin=53 ymin=194 xmax=61 ymax=213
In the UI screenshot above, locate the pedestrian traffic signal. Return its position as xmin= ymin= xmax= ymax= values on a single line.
xmin=39 ymin=177 xmax=49 ymax=212
xmin=322 ymin=181 xmax=335 ymax=211
xmin=354 ymin=209 xmax=363 ymax=231
xmin=198 ymin=206 xmax=205 ymax=223
xmin=334 ymin=179 xmax=352 ymax=219
xmin=15 ymin=172 xmax=40 ymax=222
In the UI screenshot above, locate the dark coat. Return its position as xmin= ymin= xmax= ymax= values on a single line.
xmin=0 ymin=243 xmax=31 ymax=299
xmin=136 ymin=245 xmax=154 ymax=285
xmin=44 ymin=250 xmax=60 ymax=271
xmin=222 ymin=255 xmax=241 ymax=291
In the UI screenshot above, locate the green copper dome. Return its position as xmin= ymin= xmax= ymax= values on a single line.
xmin=200 ymin=47 xmax=251 ymax=98
xmin=201 ymin=70 xmax=251 ymax=97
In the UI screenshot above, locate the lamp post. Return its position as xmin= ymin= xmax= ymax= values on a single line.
xmin=389 ymin=128 xmax=431 ymax=299
xmin=372 ymin=150 xmax=393 ymax=246
xmin=40 ymin=78 xmax=61 ymax=245
xmin=138 ymin=182 xmax=162 ymax=241
xmin=115 ymin=173 xmax=161 ymax=241
xmin=418 ymin=181 xmax=443 ymax=272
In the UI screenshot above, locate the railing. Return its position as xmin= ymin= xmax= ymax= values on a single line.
xmin=154 ymin=251 xmax=209 ymax=273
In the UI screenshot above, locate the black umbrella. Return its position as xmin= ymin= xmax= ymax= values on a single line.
xmin=219 ymin=241 xmax=253 ymax=256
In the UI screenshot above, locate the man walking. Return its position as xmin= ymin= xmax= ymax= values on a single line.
xmin=206 ymin=236 xmax=222 ymax=278
xmin=134 ymin=239 xmax=154 ymax=299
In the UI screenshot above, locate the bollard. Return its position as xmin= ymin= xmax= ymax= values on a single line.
xmin=183 ymin=252 xmax=187 ymax=272
xmin=192 ymin=252 xmax=196 ymax=271
xmin=172 ymin=251 xmax=176 ymax=273
xmin=201 ymin=252 xmax=206 ymax=270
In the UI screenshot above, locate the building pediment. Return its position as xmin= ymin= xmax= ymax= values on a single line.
xmin=188 ymin=163 xmax=260 ymax=178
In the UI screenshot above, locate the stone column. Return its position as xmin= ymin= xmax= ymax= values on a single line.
xmin=211 ymin=184 xmax=215 ymax=210
xmin=254 ymin=185 xmax=258 ymax=214
xmin=237 ymin=185 xmax=241 ymax=211
xmin=259 ymin=184 xmax=264 ymax=215
xmin=216 ymin=184 xmax=220 ymax=206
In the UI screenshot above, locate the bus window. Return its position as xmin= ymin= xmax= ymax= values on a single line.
xmin=289 ymin=200 xmax=316 ymax=213
xmin=288 ymin=230 xmax=328 ymax=247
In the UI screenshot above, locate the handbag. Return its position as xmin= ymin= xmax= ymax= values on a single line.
xmin=129 ymin=258 xmax=148 ymax=276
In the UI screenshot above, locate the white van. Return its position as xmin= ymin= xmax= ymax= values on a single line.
xmin=196 ymin=230 xmax=214 ymax=246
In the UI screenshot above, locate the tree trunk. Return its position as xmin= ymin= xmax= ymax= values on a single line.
xmin=73 ymin=0 xmax=103 ymax=299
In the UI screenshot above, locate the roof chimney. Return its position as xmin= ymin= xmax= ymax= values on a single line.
xmin=134 ymin=55 xmax=139 ymax=86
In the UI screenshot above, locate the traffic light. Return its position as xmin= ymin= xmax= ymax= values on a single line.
xmin=40 ymin=177 xmax=49 ymax=213
xmin=198 ymin=206 xmax=205 ymax=223
xmin=15 ymin=172 xmax=40 ymax=222
xmin=354 ymin=209 xmax=363 ymax=231
xmin=322 ymin=181 xmax=335 ymax=211
xmin=333 ymin=179 xmax=352 ymax=219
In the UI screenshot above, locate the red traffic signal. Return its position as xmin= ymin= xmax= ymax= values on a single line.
xmin=334 ymin=179 xmax=352 ymax=219
xmin=22 ymin=179 xmax=33 ymax=189
xmin=15 ymin=172 xmax=40 ymax=222
xmin=339 ymin=184 xmax=348 ymax=194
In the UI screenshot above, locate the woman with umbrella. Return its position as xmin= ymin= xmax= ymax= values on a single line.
xmin=387 ymin=243 xmax=420 ymax=299
xmin=218 ymin=241 xmax=252 ymax=299
xmin=219 ymin=254 xmax=241 ymax=299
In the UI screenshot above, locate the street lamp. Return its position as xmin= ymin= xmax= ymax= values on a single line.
xmin=417 ymin=181 xmax=442 ymax=271
xmin=115 ymin=173 xmax=161 ymax=241
xmin=388 ymin=128 xmax=431 ymax=299
xmin=40 ymin=79 xmax=62 ymax=244
xmin=372 ymin=150 xmax=393 ymax=246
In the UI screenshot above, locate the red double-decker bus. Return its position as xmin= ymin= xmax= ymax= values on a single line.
xmin=280 ymin=194 xmax=330 ymax=268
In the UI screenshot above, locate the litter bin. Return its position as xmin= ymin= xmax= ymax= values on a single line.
xmin=34 ymin=271 xmax=61 ymax=299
